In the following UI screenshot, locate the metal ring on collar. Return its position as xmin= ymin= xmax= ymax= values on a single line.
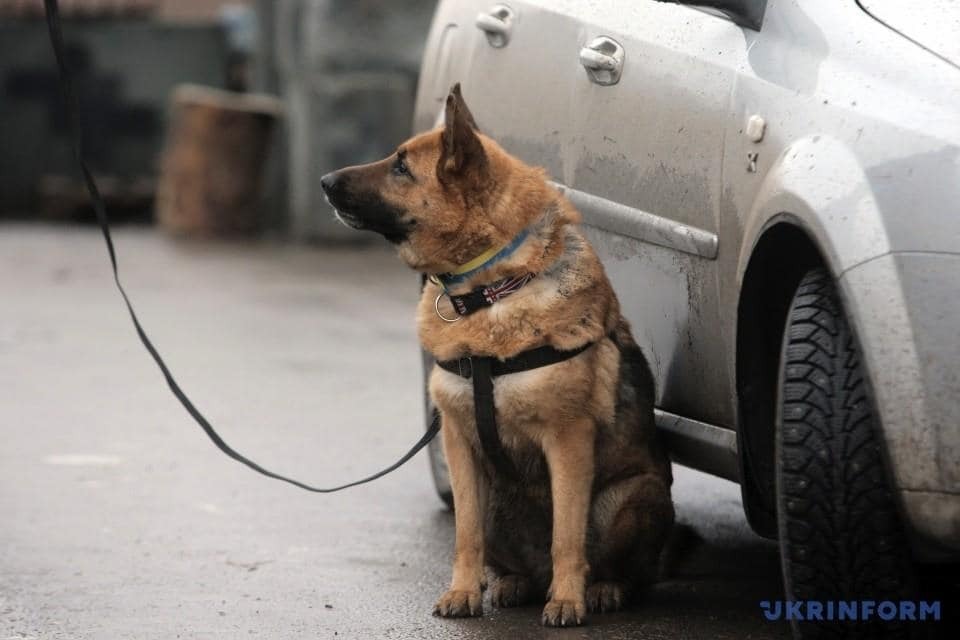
xmin=434 ymin=292 xmax=462 ymax=322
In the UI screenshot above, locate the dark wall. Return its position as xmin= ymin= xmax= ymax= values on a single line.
xmin=0 ymin=21 xmax=229 ymax=215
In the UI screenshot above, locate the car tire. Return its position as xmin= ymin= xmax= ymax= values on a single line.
xmin=427 ymin=407 xmax=454 ymax=509
xmin=776 ymin=268 xmax=915 ymax=639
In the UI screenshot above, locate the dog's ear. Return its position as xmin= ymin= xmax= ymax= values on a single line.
xmin=438 ymin=83 xmax=486 ymax=185
xmin=449 ymin=82 xmax=479 ymax=131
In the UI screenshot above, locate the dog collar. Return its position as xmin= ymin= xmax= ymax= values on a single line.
xmin=435 ymin=228 xmax=531 ymax=288
xmin=435 ymin=272 xmax=536 ymax=321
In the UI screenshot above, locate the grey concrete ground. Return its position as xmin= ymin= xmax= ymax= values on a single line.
xmin=1 ymin=223 xmax=789 ymax=639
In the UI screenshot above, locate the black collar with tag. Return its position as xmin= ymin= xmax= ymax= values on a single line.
xmin=443 ymin=272 xmax=536 ymax=317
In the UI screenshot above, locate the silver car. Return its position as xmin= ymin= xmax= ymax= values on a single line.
xmin=414 ymin=0 xmax=960 ymax=636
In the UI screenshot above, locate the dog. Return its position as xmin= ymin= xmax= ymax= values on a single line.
xmin=321 ymin=84 xmax=674 ymax=627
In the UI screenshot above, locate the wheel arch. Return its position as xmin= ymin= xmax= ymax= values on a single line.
xmin=735 ymin=220 xmax=823 ymax=537
xmin=733 ymin=134 xmax=893 ymax=537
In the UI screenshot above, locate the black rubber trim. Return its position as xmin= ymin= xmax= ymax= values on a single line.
xmin=654 ymin=0 xmax=767 ymax=30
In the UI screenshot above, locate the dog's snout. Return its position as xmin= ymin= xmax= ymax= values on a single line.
xmin=320 ymin=171 xmax=340 ymax=195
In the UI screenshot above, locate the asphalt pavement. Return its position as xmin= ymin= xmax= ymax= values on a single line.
xmin=1 ymin=223 xmax=789 ymax=639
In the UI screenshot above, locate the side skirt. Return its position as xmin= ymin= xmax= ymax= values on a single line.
xmin=656 ymin=409 xmax=739 ymax=482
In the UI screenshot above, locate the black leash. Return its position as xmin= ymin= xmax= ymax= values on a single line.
xmin=41 ymin=0 xmax=439 ymax=493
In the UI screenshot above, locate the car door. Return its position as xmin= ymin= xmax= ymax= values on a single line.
xmin=558 ymin=1 xmax=752 ymax=432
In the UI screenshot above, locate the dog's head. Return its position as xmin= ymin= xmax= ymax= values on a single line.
xmin=321 ymin=84 xmax=528 ymax=273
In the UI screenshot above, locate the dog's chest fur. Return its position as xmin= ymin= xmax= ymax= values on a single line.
xmin=421 ymin=223 xmax=638 ymax=477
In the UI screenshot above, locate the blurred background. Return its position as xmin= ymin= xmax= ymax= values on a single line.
xmin=0 ymin=0 xmax=437 ymax=241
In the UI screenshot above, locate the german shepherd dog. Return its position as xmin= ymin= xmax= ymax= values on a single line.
xmin=321 ymin=85 xmax=673 ymax=627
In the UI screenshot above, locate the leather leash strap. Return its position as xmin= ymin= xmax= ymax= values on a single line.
xmin=42 ymin=0 xmax=438 ymax=493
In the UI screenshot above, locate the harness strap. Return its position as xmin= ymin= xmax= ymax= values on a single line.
xmin=436 ymin=340 xmax=594 ymax=379
xmin=42 ymin=0 xmax=439 ymax=493
xmin=469 ymin=357 xmax=518 ymax=478
xmin=436 ymin=339 xmax=597 ymax=478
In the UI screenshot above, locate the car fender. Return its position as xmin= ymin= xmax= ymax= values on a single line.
xmin=735 ymin=134 xmax=960 ymax=554
xmin=737 ymin=134 xmax=892 ymax=283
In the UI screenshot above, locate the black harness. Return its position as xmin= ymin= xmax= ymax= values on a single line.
xmin=436 ymin=341 xmax=595 ymax=478
xmin=434 ymin=271 xmax=599 ymax=477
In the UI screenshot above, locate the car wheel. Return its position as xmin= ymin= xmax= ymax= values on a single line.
xmin=427 ymin=407 xmax=454 ymax=509
xmin=776 ymin=268 xmax=915 ymax=639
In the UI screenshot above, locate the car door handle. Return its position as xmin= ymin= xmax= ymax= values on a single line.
xmin=579 ymin=36 xmax=624 ymax=86
xmin=579 ymin=49 xmax=617 ymax=70
xmin=475 ymin=4 xmax=513 ymax=48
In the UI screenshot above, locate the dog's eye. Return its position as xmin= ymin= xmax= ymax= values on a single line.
xmin=392 ymin=152 xmax=411 ymax=178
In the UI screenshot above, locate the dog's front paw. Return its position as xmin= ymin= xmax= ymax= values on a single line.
xmin=433 ymin=589 xmax=483 ymax=618
xmin=541 ymin=598 xmax=586 ymax=627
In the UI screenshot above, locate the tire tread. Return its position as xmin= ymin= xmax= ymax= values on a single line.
xmin=777 ymin=269 xmax=914 ymax=640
